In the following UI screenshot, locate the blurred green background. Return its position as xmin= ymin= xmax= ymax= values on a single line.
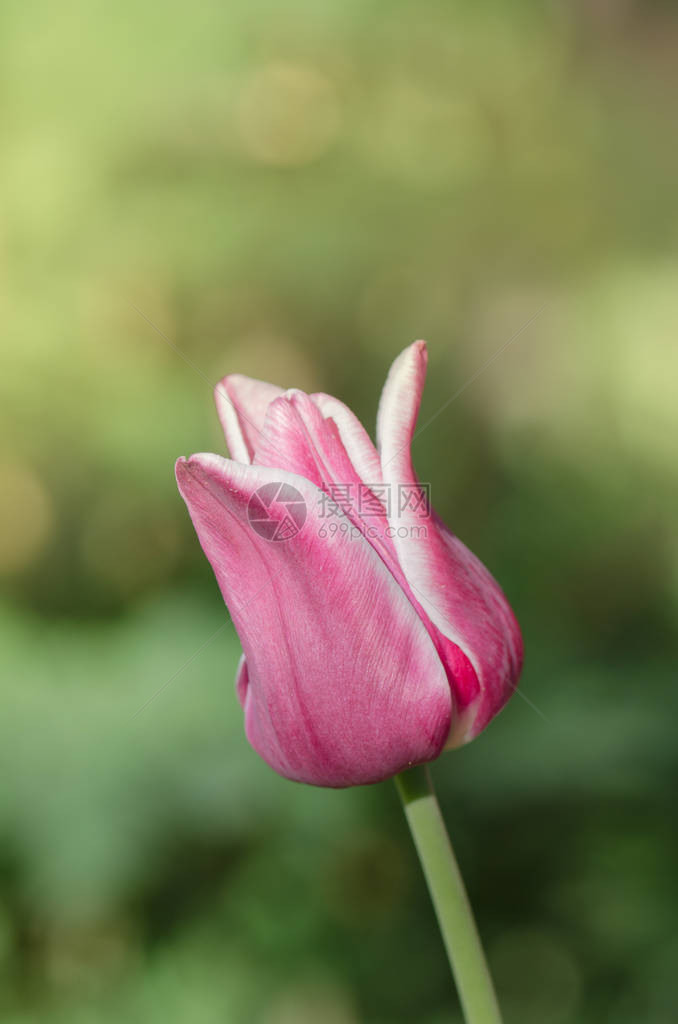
xmin=2 ymin=1 xmax=677 ymax=1021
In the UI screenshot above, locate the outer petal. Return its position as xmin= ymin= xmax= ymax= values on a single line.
xmin=175 ymin=453 xmax=452 ymax=786
xmin=377 ymin=341 xmax=523 ymax=744
xmin=214 ymin=374 xmax=284 ymax=463
xmin=253 ymin=391 xmax=483 ymax=716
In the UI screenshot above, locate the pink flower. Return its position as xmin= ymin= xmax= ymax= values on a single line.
xmin=176 ymin=341 xmax=523 ymax=787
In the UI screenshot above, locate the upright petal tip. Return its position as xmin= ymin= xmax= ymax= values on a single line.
xmin=402 ymin=339 xmax=428 ymax=369
xmin=377 ymin=340 xmax=429 ymax=458
xmin=389 ymin=339 xmax=429 ymax=383
xmin=213 ymin=372 xmax=251 ymax=398
xmin=213 ymin=374 xmax=285 ymax=464
xmin=281 ymin=388 xmax=308 ymax=406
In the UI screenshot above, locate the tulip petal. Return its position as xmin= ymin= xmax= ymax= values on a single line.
xmin=175 ymin=453 xmax=452 ymax=786
xmin=311 ymin=392 xmax=383 ymax=486
xmin=254 ymin=390 xmax=372 ymax=502
xmin=214 ymin=374 xmax=284 ymax=463
xmin=253 ymin=391 xmax=400 ymax=576
xmin=253 ymin=391 xmax=480 ymax=703
xmin=252 ymin=390 xmax=339 ymax=486
xmin=377 ymin=341 xmax=523 ymax=744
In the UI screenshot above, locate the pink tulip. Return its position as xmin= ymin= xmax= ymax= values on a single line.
xmin=176 ymin=341 xmax=523 ymax=787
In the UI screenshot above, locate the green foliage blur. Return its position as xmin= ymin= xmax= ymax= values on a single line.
xmin=2 ymin=1 xmax=677 ymax=1021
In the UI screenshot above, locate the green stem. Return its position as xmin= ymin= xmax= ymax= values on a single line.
xmin=395 ymin=764 xmax=502 ymax=1024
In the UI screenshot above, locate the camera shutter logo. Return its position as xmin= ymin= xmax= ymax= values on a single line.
xmin=247 ymin=482 xmax=307 ymax=542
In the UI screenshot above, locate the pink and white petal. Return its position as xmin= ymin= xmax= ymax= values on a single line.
xmin=435 ymin=519 xmax=523 ymax=742
xmin=251 ymin=391 xmax=330 ymax=485
xmin=254 ymin=392 xmax=400 ymax=576
xmin=214 ymin=374 xmax=284 ymax=463
xmin=311 ymin=392 xmax=383 ymax=486
xmin=377 ymin=341 xmax=523 ymax=744
xmin=175 ymin=453 xmax=452 ymax=787
xmin=376 ymin=339 xmax=428 ymax=483
xmin=254 ymin=391 xmax=474 ymax=690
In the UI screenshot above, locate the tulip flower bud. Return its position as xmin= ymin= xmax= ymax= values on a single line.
xmin=176 ymin=341 xmax=523 ymax=786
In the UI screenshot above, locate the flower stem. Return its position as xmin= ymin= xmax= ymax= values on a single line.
xmin=394 ymin=764 xmax=502 ymax=1024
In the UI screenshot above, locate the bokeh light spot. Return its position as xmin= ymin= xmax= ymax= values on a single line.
xmin=0 ymin=459 xmax=54 ymax=574
xmin=262 ymin=981 xmax=358 ymax=1024
xmin=490 ymin=927 xmax=581 ymax=1024
xmin=235 ymin=63 xmax=341 ymax=167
